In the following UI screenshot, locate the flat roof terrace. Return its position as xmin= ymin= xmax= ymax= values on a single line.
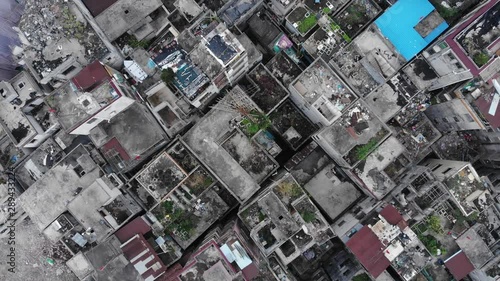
xmin=17 ymin=145 xmax=100 ymax=231
xmin=286 ymin=5 xmax=318 ymax=37
xmin=331 ymin=0 xmax=381 ymax=40
xmin=303 ymin=163 xmax=362 ymax=220
xmin=353 ymin=136 xmax=406 ymax=199
xmin=181 ymin=88 xmax=265 ymax=202
xmin=291 ymin=58 xmax=357 ymax=122
xmin=221 ymin=130 xmax=278 ymax=184
xmin=453 ymin=1 xmax=500 ymax=73
xmin=247 ymin=63 xmax=289 ymax=113
xmin=363 ymin=72 xmax=419 ymax=122
xmin=89 ymin=103 xmax=167 ymax=171
xmin=14 ymin=138 xmax=65 ymax=189
xmin=270 ymin=100 xmax=318 ymax=150
xmin=302 ymin=15 xmax=351 ymax=59
xmin=151 ymin=188 xmax=229 ymax=249
xmin=387 ymin=113 xmax=441 ymax=162
xmin=375 ymin=0 xmax=448 ymax=61
xmin=0 ymin=98 xmax=35 ymax=146
xmin=94 ymin=0 xmax=163 ymax=41
xmin=46 ymin=80 xmax=118 ymax=131
xmin=353 ymin=25 xmax=408 ymax=79
xmin=444 ymin=165 xmax=486 ymax=216
xmin=329 ymin=41 xmax=384 ymax=97
xmin=316 ymin=101 xmax=391 ymax=167
xmin=265 ymin=53 xmax=303 ymax=87
xmin=135 ymin=152 xmax=188 ymax=201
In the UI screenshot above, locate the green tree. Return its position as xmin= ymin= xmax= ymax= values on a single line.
xmin=161 ymin=68 xmax=176 ymax=85
xmin=473 ymin=52 xmax=490 ymax=67
xmin=427 ymin=215 xmax=444 ymax=234
xmin=301 ymin=211 xmax=316 ymax=223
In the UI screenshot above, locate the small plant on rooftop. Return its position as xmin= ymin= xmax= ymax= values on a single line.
xmin=418 ymin=234 xmax=445 ymax=256
xmin=342 ymin=33 xmax=352 ymax=43
xmin=300 ymin=211 xmax=316 ymax=223
xmin=330 ymin=21 xmax=341 ymax=31
xmin=277 ymin=181 xmax=302 ymax=198
xmin=161 ymin=68 xmax=176 ymax=85
xmin=473 ymin=52 xmax=490 ymax=67
xmin=128 ymin=36 xmax=150 ymax=49
xmin=258 ymin=212 xmax=266 ymax=222
xmin=355 ymin=139 xmax=378 ymax=161
xmin=297 ymin=14 xmax=318 ymax=34
xmin=352 ymin=273 xmax=370 ymax=281
xmin=426 ymin=215 xmax=444 ymax=235
xmin=241 ymin=112 xmax=271 ymax=137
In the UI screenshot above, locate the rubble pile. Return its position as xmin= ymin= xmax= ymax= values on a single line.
xmin=18 ymin=0 xmax=108 ymax=77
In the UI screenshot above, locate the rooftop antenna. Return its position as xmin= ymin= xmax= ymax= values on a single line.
xmin=211 ymin=86 xmax=260 ymax=118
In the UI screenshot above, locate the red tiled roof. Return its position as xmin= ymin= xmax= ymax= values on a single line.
xmin=379 ymin=205 xmax=404 ymax=226
xmin=346 ymin=226 xmax=391 ymax=278
xmin=121 ymin=234 xmax=167 ymax=280
xmin=445 ymin=251 xmax=475 ymax=281
xmin=71 ymin=60 xmax=110 ymax=91
xmin=102 ymin=137 xmax=131 ymax=161
xmin=444 ymin=0 xmax=499 ymax=76
xmin=82 ymin=0 xmax=118 ymax=17
xmin=241 ymin=263 xmax=260 ymax=281
xmin=115 ymin=216 xmax=151 ymax=243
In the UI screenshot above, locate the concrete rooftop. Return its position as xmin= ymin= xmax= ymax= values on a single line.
xmin=291 ymin=59 xmax=357 ymax=122
xmin=181 ymin=88 xmax=263 ymax=202
xmin=17 ymin=145 xmax=100 ymax=231
xmin=135 ymin=151 xmax=187 ymax=201
xmin=316 ymin=101 xmax=390 ymax=166
xmin=89 ymin=103 xmax=167 ymax=169
xmin=456 ymin=227 xmax=494 ymax=268
xmin=221 ymin=131 xmax=278 ymax=184
xmin=14 ymin=138 xmax=65 ymax=189
xmin=46 ymin=80 xmax=118 ymax=131
xmin=94 ymin=0 xmax=163 ymax=41
xmin=303 ymin=163 xmax=362 ymax=220
xmin=354 ymin=136 xmax=405 ymax=199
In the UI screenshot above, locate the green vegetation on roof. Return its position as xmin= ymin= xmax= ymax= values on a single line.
xmin=298 ymin=14 xmax=318 ymax=34
xmin=473 ymin=52 xmax=490 ymax=67
xmin=352 ymin=273 xmax=370 ymax=281
xmin=356 ymin=139 xmax=378 ymax=161
xmin=300 ymin=210 xmax=316 ymax=223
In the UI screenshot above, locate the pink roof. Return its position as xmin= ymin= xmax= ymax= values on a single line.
xmin=115 ymin=216 xmax=151 ymax=243
xmin=379 ymin=205 xmax=405 ymax=226
xmin=445 ymin=251 xmax=475 ymax=280
xmin=102 ymin=137 xmax=131 ymax=161
xmin=475 ymin=93 xmax=500 ymax=129
xmin=346 ymin=226 xmax=391 ymax=278
xmin=71 ymin=61 xmax=110 ymax=91
xmin=121 ymin=234 xmax=167 ymax=280
xmin=241 ymin=263 xmax=260 ymax=280
xmin=444 ymin=0 xmax=499 ymax=76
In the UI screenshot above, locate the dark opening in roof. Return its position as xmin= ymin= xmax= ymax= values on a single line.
xmin=83 ymin=0 xmax=119 ymax=17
